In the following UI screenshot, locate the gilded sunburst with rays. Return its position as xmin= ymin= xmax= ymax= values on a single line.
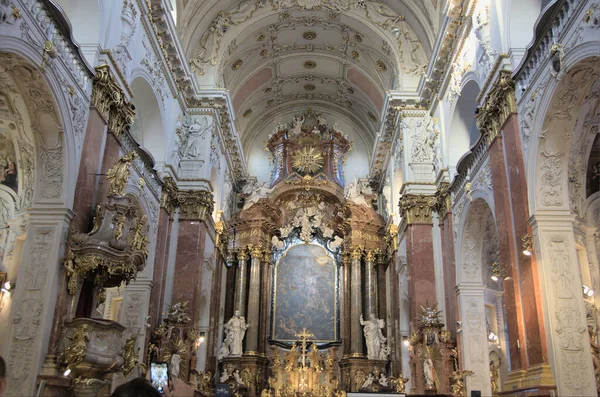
xmin=291 ymin=147 xmax=324 ymax=174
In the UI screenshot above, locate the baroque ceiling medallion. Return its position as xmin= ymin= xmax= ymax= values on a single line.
xmin=260 ymin=49 xmax=268 ymax=57
xmin=303 ymin=31 xmax=317 ymax=40
xmin=292 ymin=147 xmax=324 ymax=174
xmin=303 ymin=61 xmax=317 ymax=69
xmin=354 ymin=34 xmax=363 ymax=42
xmin=243 ymin=109 xmax=252 ymax=118
xmin=257 ymin=33 xmax=265 ymax=41
xmin=376 ymin=60 xmax=387 ymax=72
xmin=351 ymin=51 xmax=359 ymax=59
xmin=231 ymin=59 xmax=243 ymax=70
xmin=304 ymin=84 xmax=316 ymax=91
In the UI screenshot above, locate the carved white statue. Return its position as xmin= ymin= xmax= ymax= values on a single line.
xmin=271 ymin=235 xmax=284 ymax=249
xmin=224 ymin=311 xmax=248 ymax=356
xmin=170 ymin=353 xmax=182 ymax=378
xmin=329 ymin=235 xmax=343 ymax=250
xmin=344 ymin=182 xmax=368 ymax=207
xmin=243 ymin=182 xmax=274 ymax=210
xmin=233 ymin=369 xmax=245 ymax=385
xmin=360 ymin=313 xmax=387 ymax=360
xmin=291 ymin=115 xmax=304 ymax=137
xmin=361 ymin=373 xmax=375 ymax=388
xmin=423 ymin=357 xmax=435 ymax=388
xmin=220 ymin=367 xmax=231 ymax=382
xmin=218 ymin=329 xmax=233 ymax=360
xmin=378 ymin=373 xmax=389 ymax=386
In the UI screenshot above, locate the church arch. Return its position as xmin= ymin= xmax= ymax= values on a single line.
xmin=130 ymin=75 xmax=166 ymax=164
xmin=448 ymin=80 xmax=481 ymax=172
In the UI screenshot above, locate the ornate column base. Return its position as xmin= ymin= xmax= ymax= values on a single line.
xmin=220 ymin=355 xmax=269 ymax=397
xmin=338 ymin=357 xmax=388 ymax=392
xmin=501 ymin=365 xmax=556 ymax=396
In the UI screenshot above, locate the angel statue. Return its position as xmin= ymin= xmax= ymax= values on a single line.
xmin=360 ymin=314 xmax=386 ymax=360
xmin=106 ymin=151 xmax=138 ymax=196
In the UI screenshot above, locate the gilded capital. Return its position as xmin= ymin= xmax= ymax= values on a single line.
xmin=434 ymin=183 xmax=452 ymax=220
xmin=91 ymin=65 xmax=134 ymax=137
xmin=475 ymin=71 xmax=516 ymax=141
xmin=238 ymin=248 xmax=249 ymax=261
xmin=350 ymin=246 xmax=363 ymax=260
xmin=365 ymin=250 xmax=375 ymax=263
xmin=161 ymin=180 xmax=214 ymax=220
xmin=399 ymin=194 xmax=437 ymax=224
xmin=250 ymin=245 xmax=263 ymax=259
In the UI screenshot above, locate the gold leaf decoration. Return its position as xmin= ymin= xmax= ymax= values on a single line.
xmin=292 ymin=147 xmax=324 ymax=174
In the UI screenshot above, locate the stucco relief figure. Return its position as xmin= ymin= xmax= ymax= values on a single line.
xmin=361 ymin=373 xmax=375 ymax=388
xmin=291 ymin=115 xmax=305 ymax=137
xmin=224 ymin=311 xmax=248 ymax=356
xmin=243 ymin=182 xmax=274 ymax=211
xmin=176 ymin=115 xmax=212 ymax=160
xmin=360 ymin=314 xmax=386 ymax=360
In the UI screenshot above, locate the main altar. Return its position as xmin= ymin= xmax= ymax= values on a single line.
xmin=208 ymin=109 xmax=457 ymax=397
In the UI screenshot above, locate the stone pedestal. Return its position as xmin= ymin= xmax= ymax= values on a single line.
xmin=339 ymin=358 xmax=388 ymax=392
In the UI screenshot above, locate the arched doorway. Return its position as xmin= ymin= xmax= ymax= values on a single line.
xmin=0 ymin=51 xmax=75 ymax=397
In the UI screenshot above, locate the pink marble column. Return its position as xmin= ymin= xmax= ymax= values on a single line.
xmin=406 ymin=224 xmax=436 ymax=325
xmin=146 ymin=207 xmax=173 ymax=337
xmin=172 ymin=219 xmax=207 ymax=324
xmin=489 ymin=134 xmax=528 ymax=370
xmin=501 ymin=113 xmax=548 ymax=366
xmin=439 ymin=213 xmax=458 ymax=337
xmin=45 ymin=108 xmax=107 ymax=364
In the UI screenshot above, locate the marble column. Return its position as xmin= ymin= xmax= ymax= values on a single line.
xmin=4 ymin=208 xmax=73 ymax=397
xmin=258 ymin=249 xmax=272 ymax=355
xmin=171 ymin=217 xmax=207 ymax=324
xmin=400 ymin=194 xmax=437 ymax=324
xmin=70 ymin=107 xmax=107 ymax=232
xmin=350 ymin=247 xmax=364 ymax=355
xmin=530 ymin=213 xmax=595 ymax=396
xmin=234 ymin=249 xmax=249 ymax=317
xmin=245 ymin=246 xmax=263 ymax=354
xmin=501 ymin=113 xmax=547 ymax=366
xmin=437 ymin=189 xmax=458 ymax=337
xmin=342 ymin=253 xmax=351 ymax=356
xmin=206 ymin=254 xmax=225 ymax=375
xmin=364 ymin=250 xmax=378 ymax=318
xmin=146 ymin=207 xmax=174 ymax=350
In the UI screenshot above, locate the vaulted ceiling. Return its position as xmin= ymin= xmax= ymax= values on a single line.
xmin=177 ymin=0 xmax=441 ymax=152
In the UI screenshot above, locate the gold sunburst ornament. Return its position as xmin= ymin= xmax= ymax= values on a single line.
xmin=292 ymin=147 xmax=324 ymax=174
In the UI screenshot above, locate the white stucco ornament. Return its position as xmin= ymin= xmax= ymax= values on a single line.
xmin=297 ymin=0 xmax=322 ymax=9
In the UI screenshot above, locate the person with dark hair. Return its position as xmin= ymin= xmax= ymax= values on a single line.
xmin=0 ymin=356 xmax=7 ymax=395
xmin=111 ymin=378 xmax=161 ymax=397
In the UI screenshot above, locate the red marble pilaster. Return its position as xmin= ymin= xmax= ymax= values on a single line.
xmin=343 ymin=258 xmax=351 ymax=356
xmin=96 ymin=132 xmax=122 ymax=203
xmin=146 ymin=207 xmax=173 ymax=353
xmin=46 ymin=108 xmax=107 ymax=361
xmin=489 ymin=135 xmax=527 ymax=370
xmin=388 ymin=259 xmax=402 ymax=374
xmin=502 ymin=113 xmax=548 ymax=365
xmin=71 ymin=108 xmax=107 ymax=232
xmin=439 ymin=214 xmax=458 ymax=337
xmin=406 ymin=224 xmax=436 ymax=325
xmin=258 ymin=259 xmax=272 ymax=355
xmin=206 ymin=254 xmax=225 ymax=375
xmin=172 ymin=220 xmax=207 ymax=324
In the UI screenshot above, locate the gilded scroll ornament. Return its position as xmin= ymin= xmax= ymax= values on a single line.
xmin=61 ymin=324 xmax=90 ymax=371
xmin=106 ymin=151 xmax=138 ymax=196
xmin=475 ymin=71 xmax=516 ymax=141
xmin=121 ymin=335 xmax=141 ymax=377
xmin=450 ymin=369 xmax=474 ymax=397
